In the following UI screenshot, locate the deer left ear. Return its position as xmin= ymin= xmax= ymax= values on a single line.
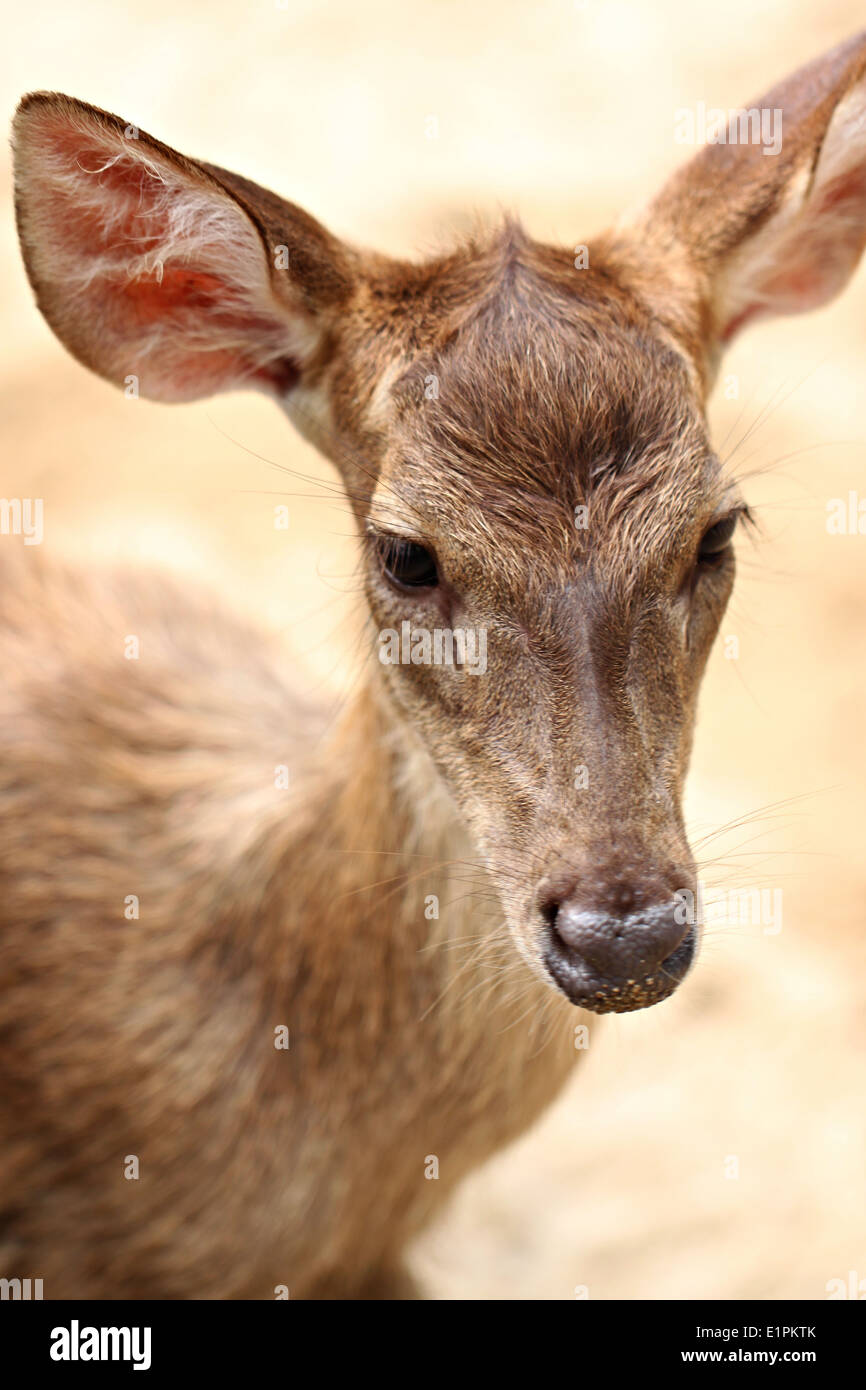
xmin=710 ymin=63 xmax=866 ymax=342
xmin=13 ymin=91 xmax=357 ymax=403
xmin=612 ymin=31 xmax=866 ymax=382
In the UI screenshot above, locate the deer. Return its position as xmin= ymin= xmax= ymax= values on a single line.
xmin=4 ymin=30 xmax=866 ymax=1300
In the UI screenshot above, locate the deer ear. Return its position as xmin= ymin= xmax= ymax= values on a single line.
xmin=12 ymin=92 xmax=356 ymax=402
xmin=618 ymin=32 xmax=866 ymax=373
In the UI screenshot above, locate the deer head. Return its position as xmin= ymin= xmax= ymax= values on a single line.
xmin=12 ymin=32 xmax=866 ymax=1013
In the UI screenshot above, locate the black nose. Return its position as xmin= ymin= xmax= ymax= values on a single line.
xmin=543 ymin=898 xmax=695 ymax=1013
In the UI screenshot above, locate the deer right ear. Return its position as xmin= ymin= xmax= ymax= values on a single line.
xmin=12 ymin=92 xmax=356 ymax=403
xmin=618 ymin=31 xmax=866 ymax=379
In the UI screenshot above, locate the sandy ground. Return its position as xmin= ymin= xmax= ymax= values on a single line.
xmin=2 ymin=0 xmax=865 ymax=1299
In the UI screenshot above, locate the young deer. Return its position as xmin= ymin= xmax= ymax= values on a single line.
xmin=5 ymin=31 xmax=866 ymax=1299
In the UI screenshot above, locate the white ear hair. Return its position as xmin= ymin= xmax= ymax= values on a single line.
xmin=715 ymin=78 xmax=866 ymax=340
xmin=14 ymin=96 xmax=331 ymax=402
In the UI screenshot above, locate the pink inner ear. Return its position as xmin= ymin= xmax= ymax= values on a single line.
xmin=721 ymin=164 xmax=866 ymax=342
xmin=122 ymin=268 xmax=228 ymax=320
xmin=119 ymin=268 xmax=294 ymax=393
xmin=720 ymin=304 xmax=763 ymax=343
xmin=817 ymin=165 xmax=866 ymax=214
xmin=22 ymin=114 xmax=297 ymax=400
xmin=41 ymin=122 xmax=168 ymax=246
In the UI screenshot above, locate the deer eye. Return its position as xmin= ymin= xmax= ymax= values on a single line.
xmin=378 ymin=536 xmax=439 ymax=590
xmin=697 ymin=513 xmax=738 ymax=567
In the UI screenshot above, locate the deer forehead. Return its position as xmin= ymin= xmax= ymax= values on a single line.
xmin=367 ymin=388 xmax=726 ymax=576
xmin=356 ymin=251 xmax=724 ymax=539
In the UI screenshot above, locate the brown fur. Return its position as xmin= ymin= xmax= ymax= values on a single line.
xmin=5 ymin=32 xmax=866 ymax=1297
xmin=0 ymin=552 xmax=575 ymax=1297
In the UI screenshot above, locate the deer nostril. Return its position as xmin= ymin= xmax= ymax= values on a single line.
xmin=547 ymin=898 xmax=690 ymax=982
xmin=539 ymin=896 xmax=560 ymax=930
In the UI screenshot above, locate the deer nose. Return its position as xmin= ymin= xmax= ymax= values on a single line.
xmin=542 ymin=897 xmax=695 ymax=1014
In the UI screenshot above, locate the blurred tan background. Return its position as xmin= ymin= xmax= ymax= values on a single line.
xmin=2 ymin=0 xmax=865 ymax=1299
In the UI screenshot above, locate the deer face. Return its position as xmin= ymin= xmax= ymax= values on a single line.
xmin=344 ymin=236 xmax=743 ymax=1010
xmin=14 ymin=30 xmax=866 ymax=1011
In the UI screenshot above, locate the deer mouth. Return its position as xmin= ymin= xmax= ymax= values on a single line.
xmin=543 ymin=926 xmax=697 ymax=1014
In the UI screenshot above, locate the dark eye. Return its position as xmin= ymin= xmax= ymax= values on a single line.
xmin=378 ymin=536 xmax=439 ymax=590
xmin=697 ymin=513 xmax=738 ymax=567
